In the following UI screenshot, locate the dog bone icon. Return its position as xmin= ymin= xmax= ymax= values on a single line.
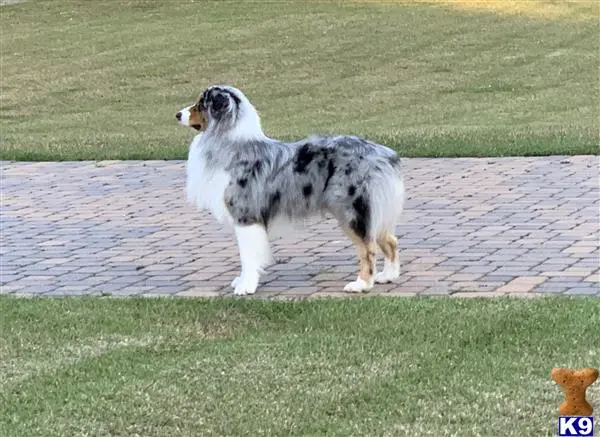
xmin=551 ymin=367 xmax=599 ymax=416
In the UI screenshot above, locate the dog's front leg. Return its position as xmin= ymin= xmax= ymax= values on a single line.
xmin=232 ymin=224 xmax=273 ymax=295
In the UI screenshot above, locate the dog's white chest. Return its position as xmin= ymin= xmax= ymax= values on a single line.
xmin=186 ymin=136 xmax=232 ymax=224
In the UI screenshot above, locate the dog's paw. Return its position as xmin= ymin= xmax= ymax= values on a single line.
xmin=374 ymin=261 xmax=400 ymax=284
xmin=343 ymin=278 xmax=373 ymax=293
xmin=374 ymin=270 xmax=400 ymax=284
xmin=233 ymin=276 xmax=258 ymax=296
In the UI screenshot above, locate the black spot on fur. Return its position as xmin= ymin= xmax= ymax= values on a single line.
xmin=350 ymin=195 xmax=370 ymax=240
xmin=237 ymin=178 xmax=248 ymax=188
xmin=344 ymin=165 xmax=353 ymax=176
xmin=253 ymin=160 xmax=262 ymax=175
xmin=260 ymin=190 xmax=282 ymax=228
xmin=227 ymin=199 xmax=234 ymax=207
xmin=388 ymin=155 xmax=400 ymax=166
xmin=303 ymin=184 xmax=313 ymax=197
xmin=294 ymin=144 xmax=316 ymax=173
xmin=323 ymin=160 xmax=335 ymax=191
xmin=348 ymin=185 xmax=356 ymax=196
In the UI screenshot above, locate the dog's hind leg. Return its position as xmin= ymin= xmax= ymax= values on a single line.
xmin=232 ymin=224 xmax=273 ymax=295
xmin=342 ymin=228 xmax=377 ymax=293
xmin=374 ymin=229 xmax=400 ymax=283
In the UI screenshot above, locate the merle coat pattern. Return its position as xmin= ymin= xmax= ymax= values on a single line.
xmin=177 ymin=85 xmax=405 ymax=295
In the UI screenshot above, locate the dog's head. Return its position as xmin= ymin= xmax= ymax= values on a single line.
xmin=175 ymin=99 xmax=208 ymax=131
xmin=176 ymin=85 xmax=265 ymax=139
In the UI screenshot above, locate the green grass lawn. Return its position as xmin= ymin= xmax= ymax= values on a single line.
xmin=1 ymin=296 xmax=599 ymax=437
xmin=1 ymin=0 xmax=598 ymax=161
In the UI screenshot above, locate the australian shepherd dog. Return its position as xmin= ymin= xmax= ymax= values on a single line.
xmin=176 ymin=85 xmax=404 ymax=295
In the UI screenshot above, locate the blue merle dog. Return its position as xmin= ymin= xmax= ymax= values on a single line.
xmin=176 ymin=85 xmax=405 ymax=295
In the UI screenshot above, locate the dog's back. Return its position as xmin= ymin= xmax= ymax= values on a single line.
xmin=201 ymin=134 xmax=403 ymax=240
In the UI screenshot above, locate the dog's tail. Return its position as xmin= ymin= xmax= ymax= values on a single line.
xmin=367 ymin=157 xmax=405 ymax=239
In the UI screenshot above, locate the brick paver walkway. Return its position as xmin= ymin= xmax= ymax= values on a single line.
xmin=1 ymin=156 xmax=599 ymax=298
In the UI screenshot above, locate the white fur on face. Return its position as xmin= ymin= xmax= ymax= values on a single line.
xmin=178 ymin=105 xmax=193 ymax=127
xmin=232 ymin=224 xmax=273 ymax=295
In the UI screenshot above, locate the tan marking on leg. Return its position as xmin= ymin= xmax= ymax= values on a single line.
xmin=374 ymin=229 xmax=400 ymax=284
xmin=344 ymin=228 xmax=376 ymax=284
xmin=359 ymin=244 xmax=377 ymax=283
xmin=377 ymin=230 xmax=397 ymax=264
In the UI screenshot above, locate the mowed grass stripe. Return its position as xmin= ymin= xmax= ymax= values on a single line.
xmin=1 ymin=1 xmax=598 ymax=160
xmin=1 ymin=297 xmax=599 ymax=437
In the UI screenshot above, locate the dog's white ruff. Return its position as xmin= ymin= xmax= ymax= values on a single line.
xmin=186 ymin=133 xmax=233 ymax=226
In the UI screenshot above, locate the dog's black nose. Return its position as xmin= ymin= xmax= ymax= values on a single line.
xmin=175 ymin=112 xmax=182 ymax=121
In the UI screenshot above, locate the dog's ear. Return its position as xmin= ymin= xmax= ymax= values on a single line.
xmin=202 ymin=88 xmax=229 ymax=115
xmin=211 ymin=92 xmax=229 ymax=113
